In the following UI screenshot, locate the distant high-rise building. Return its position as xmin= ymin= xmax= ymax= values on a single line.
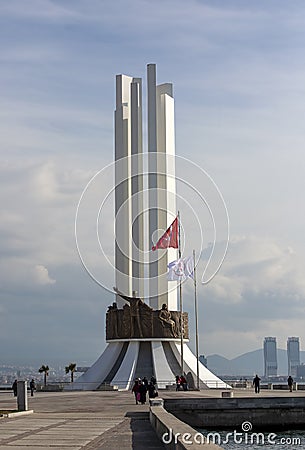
xmin=264 ymin=337 xmax=277 ymax=377
xmin=287 ymin=337 xmax=300 ymax=377
xmin=296 ymin=364 xmax=305 ymax=378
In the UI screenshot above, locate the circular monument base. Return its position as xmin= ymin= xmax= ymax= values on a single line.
xmin=69 ymin=339 xmax=230 ymax=391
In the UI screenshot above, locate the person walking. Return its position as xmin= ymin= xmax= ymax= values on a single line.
xmin=132 ymin=379 xmax=140 ymax=405
xmin=253 ymin=374 xmax=261 ymax=394
xmin=180 ymin=375 xmax=188 ymax=391
xmin=287 ymin=375 xmax=294 ymax=392
xmin=148 ymin=381 xmax=157 ymax=398
xmin=12 ymin=379 xmax=17 ymax=397
xmin=138 ymin=380 xmax=147 ymax=404
xmin=30 ymin=379 xmax=36 ymax=397
xmin=175 ymin=375 xmax=181 ymax=391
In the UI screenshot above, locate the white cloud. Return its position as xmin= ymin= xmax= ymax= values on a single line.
xmin=0 ymin=161 xmax=95 ymax=271
xmin=202 ymin=235 xmax=305 ymax=304
xmin=185 ymin=235 xmax=305 ymax=358
xmin=33 ymin=264 xmax=56 ymax=285
xmin=0 ymin=0 xmax=81 ymax=22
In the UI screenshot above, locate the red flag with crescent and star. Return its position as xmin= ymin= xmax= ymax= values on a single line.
xmin=152 ymin=216 xmax=178 ymax=251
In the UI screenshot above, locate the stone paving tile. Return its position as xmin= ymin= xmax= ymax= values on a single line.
xmin=0 ymin=430 xmax=31 ymax=435
xmin=0 ymin=434 xmax=18 ymax=439
xmin=29 ymin=430 xmax=101 ymax=435
xmin=0 ymin=446 xmax=81 ymax=449
xmin=14 ymin=436 xmax=91 ymax=442
xmin=8 ymin=439 xmax=87 ymax=447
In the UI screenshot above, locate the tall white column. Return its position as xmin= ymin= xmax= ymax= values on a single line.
xmin=147 ymin=64 xmax=159 ymax=308
xmin=156 ymin=83 xmax=177 ymax=311
xmin=148 ymin=64 xmax=178 ymax=311
xmin=131 ymin=79 xmax=144 ymax=298
xmin=115 ymin=74 xmax=144 ymax=305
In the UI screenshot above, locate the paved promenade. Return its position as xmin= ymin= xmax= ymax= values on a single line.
xmin=1 ymin=388 xmax=305 ymax=449
xmin=0 ymin=391 xmax=165 ymax=449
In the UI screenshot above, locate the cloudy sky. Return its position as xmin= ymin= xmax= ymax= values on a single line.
xmin=1 ymin=0 xmax=305 ymax=368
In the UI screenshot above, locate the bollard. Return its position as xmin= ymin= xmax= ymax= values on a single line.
xmin=17 ymin=381 xmax=28 ymax=411
xmin=221 ymin=391 xmax=233 ymax=398
xmin=149 ymin=398 xmax=164 ymax=407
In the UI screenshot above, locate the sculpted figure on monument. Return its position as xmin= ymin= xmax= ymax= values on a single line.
xmin=139 ymin=301 xmax=153 ymax=337
xmin=158 ymin=303 xmax=178 ymax=337
xmin=113 ymin=287 xmax=153 ymax=338
xmin=122 ymin=304 xmax=131 ymax=338
xmin=106 ymin=302 xmax=118 ymax=339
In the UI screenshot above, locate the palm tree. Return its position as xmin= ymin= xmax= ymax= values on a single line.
xmin=65 ymin=363 xmax=76 ymax=383
xmin=38 ymin=365 xmax=49 ymax=386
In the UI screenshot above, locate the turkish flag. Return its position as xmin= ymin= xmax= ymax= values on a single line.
xmin=152 ymin=217 xmax=178 ymax=251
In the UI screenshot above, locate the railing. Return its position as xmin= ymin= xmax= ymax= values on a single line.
xmin=8 ymin=379 xmax=299 ymax=391
xmin=69 ymin=379 xmax=231 ymax=390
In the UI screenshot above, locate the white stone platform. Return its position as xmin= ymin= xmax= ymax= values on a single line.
xmin=69 ymin=340 xmax=230 ymax=391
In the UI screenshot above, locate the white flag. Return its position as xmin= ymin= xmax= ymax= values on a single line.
xmin=167 ymin=256 xmax=194 ymax=281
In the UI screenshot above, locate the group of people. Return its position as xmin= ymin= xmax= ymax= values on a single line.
xmin=175 ymin=375 xmax=188 ymax=391
xmin=253 ymin=374 xmax=295 ymax=393
xmin=132 ymin=376 xmax=158 ymax=404
xmin=12 ymin=379 xmax=36 ymax=397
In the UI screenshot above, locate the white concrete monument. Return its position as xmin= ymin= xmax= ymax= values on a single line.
xmin=72 ymin=64 xmax=229 ymax=391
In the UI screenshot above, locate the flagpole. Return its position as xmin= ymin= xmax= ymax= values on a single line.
xmin=193 ymin=249 xmax=200 ymax=390
xmin=178 ymin=211 xmax=184 ymax=375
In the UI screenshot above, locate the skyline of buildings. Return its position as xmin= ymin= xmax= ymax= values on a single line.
xmin=263 ymin=337 xmax=302 ymax=378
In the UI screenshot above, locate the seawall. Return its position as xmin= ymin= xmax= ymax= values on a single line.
xmin=150 ymin=400 xmax=223 ymax=449
xmin=163 ymin=397 xmax=305 ymax=430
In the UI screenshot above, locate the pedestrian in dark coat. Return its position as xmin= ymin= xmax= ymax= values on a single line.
xmin=30 ymin=379 xmax=36 ymax=397
xmin=253 ymin=375 xmax=261 ymax=393
xmin=138 ymin=381 xmax=147 ymax=404
xmin=287 ymin=376 xmax=294 ymax=392
xmin=12 ymin=379 xmax=17 ymax=397
xmin=148 ymin=381 xmax=157 ymax=398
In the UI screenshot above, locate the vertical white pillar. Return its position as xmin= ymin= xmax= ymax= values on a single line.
xmin=115 ymin=74 xmax=144 ymax=305
xmin=115 ymin=75 xmax=132 ymax=305
xmin=148 ymin=64 xmax=178 ymax=311
xmin=156 ymin=83 xmax=177 ymax=311
xmin=131 ymin=79 xmax=144 ymax=298
xmin=147 ymin=64 xmax=159 ymax=308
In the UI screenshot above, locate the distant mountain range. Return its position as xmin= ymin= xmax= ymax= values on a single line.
xmin=207 ymin=349 xmax=305 ymax=377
